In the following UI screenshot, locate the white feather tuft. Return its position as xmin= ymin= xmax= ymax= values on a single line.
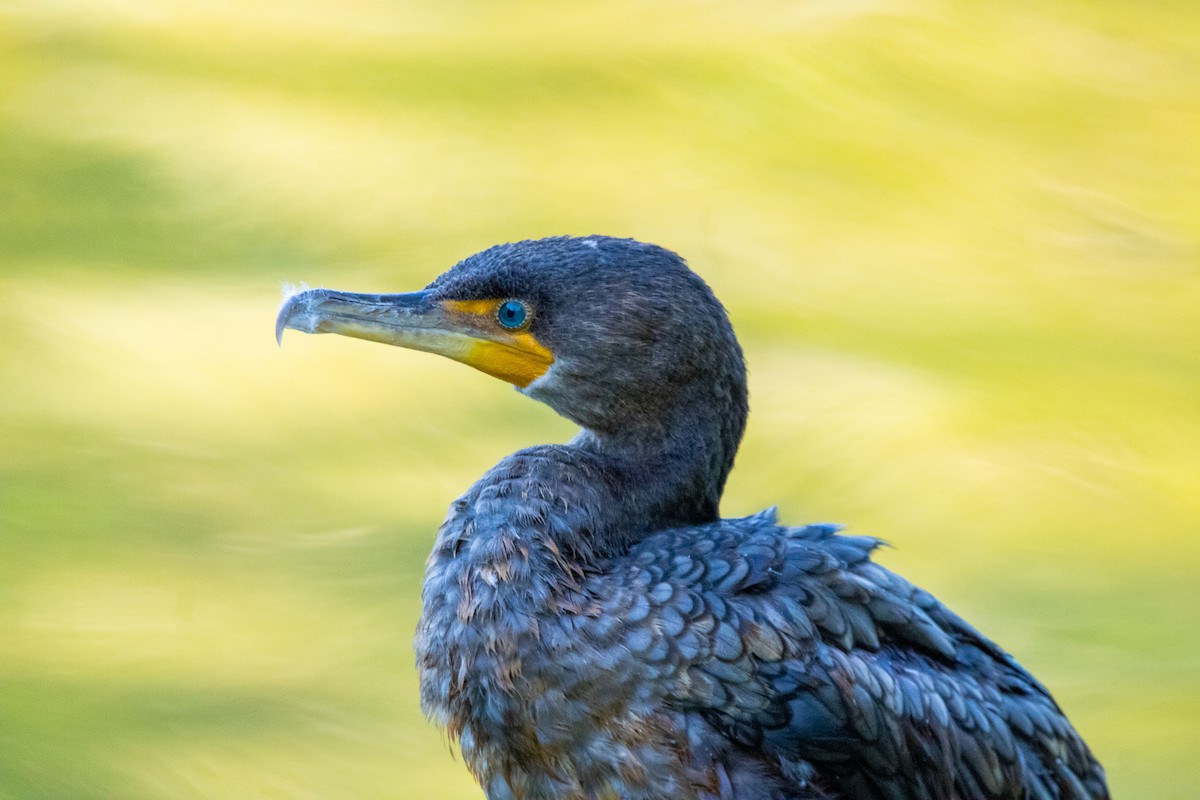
xmin=280 ymin=281 xmax=312 ymax=301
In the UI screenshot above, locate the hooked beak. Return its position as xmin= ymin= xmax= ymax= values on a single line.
xmin=275 ymin=288 xmax=553 ymax=388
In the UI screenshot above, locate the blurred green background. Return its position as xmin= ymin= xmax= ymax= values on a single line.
xmin=2 ymin=1 xmax=1197 ymax=797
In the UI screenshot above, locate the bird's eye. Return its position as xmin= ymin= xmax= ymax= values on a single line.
xmin=497 ymin=300 xmax=529 ymax=330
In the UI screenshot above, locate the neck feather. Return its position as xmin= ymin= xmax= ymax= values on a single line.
xmin=574 ymin=378 xmax=747 ymax=533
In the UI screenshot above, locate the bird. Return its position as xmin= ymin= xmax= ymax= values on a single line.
xmin=276 ymin=236 xmax=1109 ymax=800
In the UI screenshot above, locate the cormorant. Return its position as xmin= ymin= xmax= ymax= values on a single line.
xmin=276 ymin=236 xmax=1108 ymax=800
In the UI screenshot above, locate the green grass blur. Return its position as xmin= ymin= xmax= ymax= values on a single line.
xmin=1 ymin=1 xmax=1197 ymax=797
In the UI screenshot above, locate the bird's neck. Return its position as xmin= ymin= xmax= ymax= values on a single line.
xmin=574 ymin=386 xmax=747 ymax=538
xmin=423 ymin=380 xmax=748 ymax=617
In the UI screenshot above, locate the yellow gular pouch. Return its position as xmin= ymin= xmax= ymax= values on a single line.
xmin=443 ymin=299 xmax=554 ymax=388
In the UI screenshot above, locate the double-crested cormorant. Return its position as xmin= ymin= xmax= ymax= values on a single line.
xmin=276 ymin=236 xmax=1108 ymax=800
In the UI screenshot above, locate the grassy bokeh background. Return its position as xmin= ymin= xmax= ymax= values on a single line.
xmin=2 ymin=1 xmax=1197 ymax=797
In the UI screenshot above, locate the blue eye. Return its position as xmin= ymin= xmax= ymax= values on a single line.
xmin=497 ymin=299 xmax=529 ymax=329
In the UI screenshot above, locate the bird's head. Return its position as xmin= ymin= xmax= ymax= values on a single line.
xmin=277 ymin=236 xmax=747 ymax=450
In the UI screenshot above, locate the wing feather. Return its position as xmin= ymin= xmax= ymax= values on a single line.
xmin=584 ymin=511 xmax=1108 ymax=799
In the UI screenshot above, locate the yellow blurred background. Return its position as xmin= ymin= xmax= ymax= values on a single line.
xmin=2 ymin=1 xmax=1197 ymax=797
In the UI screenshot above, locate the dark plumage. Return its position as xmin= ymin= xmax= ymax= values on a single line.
xmin=277 ymin=236 xmax=1108 ymax=799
